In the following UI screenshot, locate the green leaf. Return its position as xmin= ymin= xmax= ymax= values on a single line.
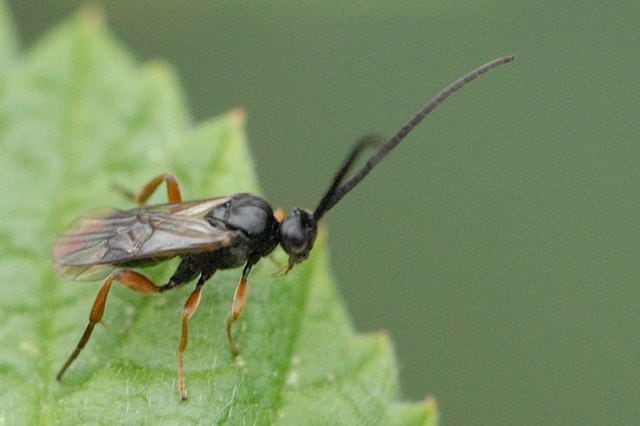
xmin=0 ymin=5 xmax=437 ymax=424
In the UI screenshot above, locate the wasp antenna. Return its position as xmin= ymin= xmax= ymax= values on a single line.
xmin=317 ymin=55 xmax=515 ymax=215
xmin=313 ymin=135 xmax=381 ymax=220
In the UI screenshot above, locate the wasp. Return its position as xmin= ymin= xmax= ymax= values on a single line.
xmin=53 ymin=55 xmax=514 ymax=400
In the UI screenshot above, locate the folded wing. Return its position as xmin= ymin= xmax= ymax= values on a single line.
xmin=53 ymin=197 xmax=237 ymax=281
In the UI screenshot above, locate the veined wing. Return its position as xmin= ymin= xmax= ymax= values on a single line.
xmin=53 ymin=197 xmax=236 ymax=281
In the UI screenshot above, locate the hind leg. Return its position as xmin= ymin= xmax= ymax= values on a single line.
xmin=56 ymin=269 xmax=160 ymax=381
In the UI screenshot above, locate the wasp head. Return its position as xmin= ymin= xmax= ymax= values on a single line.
xmin=279 ymin=208 xmax=318 ymax=268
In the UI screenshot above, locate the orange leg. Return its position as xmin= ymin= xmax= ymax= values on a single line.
xmin=133 ymin=173 xmax=183 ymax=205
xmin=177 ymin=282 xmax=205 ymax=401
xmin=56 ymin=270 xmax=160 ymax=381
xmin=113 ymin=173 xmax=183 ymax=205
xmin=226 ymin=262 xmax=255 ymax=356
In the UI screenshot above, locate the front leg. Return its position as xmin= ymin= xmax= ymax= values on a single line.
xmin=226 ymin=260 xmax=258 ymax=356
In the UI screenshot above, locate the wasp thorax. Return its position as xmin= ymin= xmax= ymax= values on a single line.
xmin=280 ymin=208 xmax=318 ymax=264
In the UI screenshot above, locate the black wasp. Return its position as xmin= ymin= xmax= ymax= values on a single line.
xmin=53 ymin=55 xmax=514 ymax=400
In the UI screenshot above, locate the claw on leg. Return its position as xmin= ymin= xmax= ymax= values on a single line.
xmin=178 ymin=285 xmax=203 ymax=401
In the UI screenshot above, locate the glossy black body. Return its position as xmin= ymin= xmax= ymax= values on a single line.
xmin=155 ymin=193 xmax=281 ymax=289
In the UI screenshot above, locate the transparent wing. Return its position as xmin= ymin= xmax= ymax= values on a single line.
xmin=53 ymin=197 xmax=236 ymax=281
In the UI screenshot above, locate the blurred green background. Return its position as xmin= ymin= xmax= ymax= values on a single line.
xmin=7 ymin=1 xmax=640 ymax=424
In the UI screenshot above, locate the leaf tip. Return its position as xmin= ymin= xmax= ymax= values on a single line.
xmin=388 ymin=396 xmax=440 ymax=426
xmin=228 ymin=107 xmax=247 ymax=128
xmin=372 ymin=330 xmax=394 ymax=353
xmin=78 ymin=3 xmax=106 ymax=31
xmin=377 ymin=329 xmax=391 ymax=343
xmin=425 ymin=395 xmax=438 ymax=413
xmin=424 ymin=396 xmax=440 ymax=425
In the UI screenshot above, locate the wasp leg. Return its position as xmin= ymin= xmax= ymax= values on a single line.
xmin=177 ymin=275 xmax=210 ymax=401
xmin=56 ymin=269 xmax=160 ymax=381
xmin=158 ymin=257 xmax=200 ymax=293
xmin=226 ymin=261 xmax=256 ymax=357
xmin=133 ymin=172 xmax=183 ymax=205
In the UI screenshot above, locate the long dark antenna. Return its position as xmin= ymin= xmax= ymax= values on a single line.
xmin=315 ymin=55 xmax=515 ymax=216
xmin=313 ymin=135 xmax=380 ymax=220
